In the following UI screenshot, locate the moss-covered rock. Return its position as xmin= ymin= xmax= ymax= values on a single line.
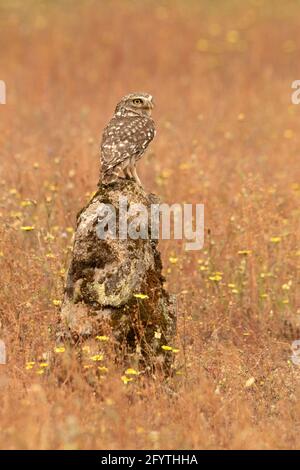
xmin=60 ymin=179 xmax=176 ymax=370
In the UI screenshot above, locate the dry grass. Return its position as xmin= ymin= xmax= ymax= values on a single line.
xmin=1 ymin=0 xmax=300 ymax=450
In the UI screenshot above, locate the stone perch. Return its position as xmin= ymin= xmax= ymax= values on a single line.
xmin=60 ymin=179 xmax=176 ymax=369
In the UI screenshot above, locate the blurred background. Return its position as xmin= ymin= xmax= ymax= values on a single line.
xmin=0 ymin=0 xmax=300 ymax=450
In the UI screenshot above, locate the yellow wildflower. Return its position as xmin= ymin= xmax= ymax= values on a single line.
xmin=125 ymin=368 xmax=139 ymax=375
xmin=20 ymin=200 xmax=33 ymax=208
xmin=260 ymin=272 xmax=273 ymax=278
xmin=282 ymin=281 xmax=292 ymax=290
xmin=199 ymin=265 xmax=208 ymax=271
xmin=209 ymin=274 xmax=222 ymax=282
xmin=121 ymin=375 xmax=133 ymax=384
xmin=9 ymin=188 xmax=18 ymax=196
xmin=270 ymin=237 xmax=281 ymax=243
xmin=54 ymin=346 xmax=65 ymax=353
xmin=90 ymin=354 xmax=103 ymax=362
xmin=25 ymin=361 xmax=35 ymax=370
xmin=20 ymin=226 xmax=35 ymax=232
xmin=95 ymin=335 xmax=110 ymax=341
xmin=133 ymin=293 xmax=149 ymax=300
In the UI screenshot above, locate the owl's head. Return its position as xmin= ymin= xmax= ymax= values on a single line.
xmin=115 ymin=92 xmax=154 ymax=117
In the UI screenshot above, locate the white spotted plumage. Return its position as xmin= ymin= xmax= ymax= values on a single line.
xmin=100 ymin=92 xmax=155 ymax=187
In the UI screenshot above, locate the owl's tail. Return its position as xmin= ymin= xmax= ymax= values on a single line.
xmin=101 ymin=167 xmax=121 ymax=185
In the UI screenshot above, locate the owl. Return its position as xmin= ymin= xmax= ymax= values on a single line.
xmin=100 ymin=92 xmax=155 ymax=187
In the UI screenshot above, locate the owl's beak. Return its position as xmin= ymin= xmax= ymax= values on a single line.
xmin=143 ymin=98 xmax=154 ymax=116
xmin=146 ymin=98 xmax=154 ymax=112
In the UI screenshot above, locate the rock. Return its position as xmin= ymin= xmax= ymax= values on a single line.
xmin=59 ymin=179 xmax=176 ymax=370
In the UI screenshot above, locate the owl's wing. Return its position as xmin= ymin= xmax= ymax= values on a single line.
xmin=100 ymin=116 xmax=155 ymax=175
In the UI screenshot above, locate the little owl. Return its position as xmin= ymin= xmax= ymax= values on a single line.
xmin=100 ymin=92 xmax=155 ymax=187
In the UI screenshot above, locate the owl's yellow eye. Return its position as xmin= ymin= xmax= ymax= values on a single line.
xmin=133 ymin=98 xmax=143 ymax=105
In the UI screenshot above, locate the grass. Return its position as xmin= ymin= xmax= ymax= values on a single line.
xmin=0 ymin=0 xmax=300 ymax=449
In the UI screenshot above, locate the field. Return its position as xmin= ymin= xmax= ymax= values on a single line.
xmin=1 ymin=0 xmax=300 ymax=450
